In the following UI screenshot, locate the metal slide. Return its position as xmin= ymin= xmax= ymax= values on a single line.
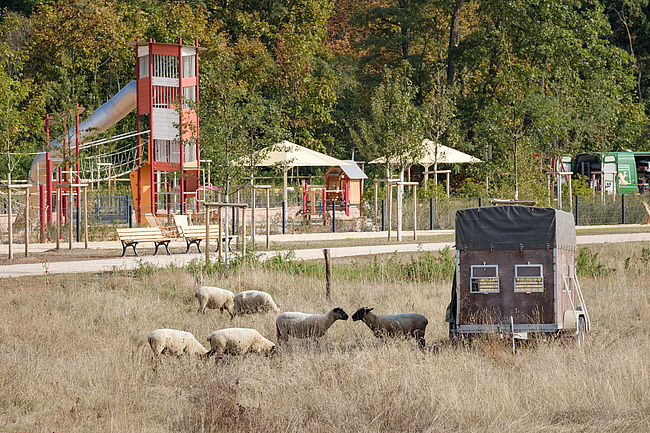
xmin=25 ymin=81 xmax=137 ymax=219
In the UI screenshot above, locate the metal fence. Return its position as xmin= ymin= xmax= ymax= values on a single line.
xmin=92 ymin=195 xmax=132 ymax=224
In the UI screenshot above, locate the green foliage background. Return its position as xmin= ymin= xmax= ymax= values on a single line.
xmin=1 ymin=0 xmax=649 ymax=203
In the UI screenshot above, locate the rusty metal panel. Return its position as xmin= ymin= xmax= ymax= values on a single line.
xmin=458 ymin=249 xmax=556 ymax=326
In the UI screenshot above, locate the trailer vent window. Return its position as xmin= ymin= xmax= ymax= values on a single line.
xmin=515 ymin=265 xmax=543 ymax=292
xmin=471 ymin=265 xmax=499 ymax=293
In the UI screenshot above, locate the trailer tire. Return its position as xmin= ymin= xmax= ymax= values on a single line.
xmin=576 ymin=316 xmax=586 ymax=347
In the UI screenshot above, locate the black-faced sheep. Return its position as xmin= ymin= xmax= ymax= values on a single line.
xmin=234 ymin=290 xmax=280 ymax=315
xmin=276 ymin=307 xmax=348 ymax=342
xmin=147 ymin=329 xmax=208 ymax=358
xmin=351 ymin=307 xmax=428 ymax=348
xmin=195 ymin=286 xmax=235 ymax=317
xmin=206 ymin=328 xmax=276 ymax=358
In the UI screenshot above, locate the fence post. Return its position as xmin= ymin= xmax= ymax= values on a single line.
xmin=429 ymin=198 xmax=433 ymax=230
xmin=39 ymin=185 xmax=46 ymax=243
xmin=128 ymin=201 xmax=133 ymax=228
xmin=381 ymin=199 xmax=385 ymax=231
xmin=282 ymin=201 xmax=286 ymax=234
xmin=478 ymin=197 xmax=483 ymax=208
xmin=323 ymin=248 xmax=331 ymax=300
xmin=332 ymin=200 xmax=336 ymax=233
xmin=621 ymin=193 xmax=626 ymax=224
xmin=575 ymin=195 xmax=579 ymax=226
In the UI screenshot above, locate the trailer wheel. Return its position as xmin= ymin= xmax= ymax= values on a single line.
xmin=576 ymin=316 xmax=586 ymax=347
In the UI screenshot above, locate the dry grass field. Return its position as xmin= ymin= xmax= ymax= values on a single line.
xmin=1 ymin=242 xmax=650 ymax=432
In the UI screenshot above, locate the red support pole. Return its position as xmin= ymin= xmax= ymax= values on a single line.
xmin=75 ymin=103 xmax=80 ymax=206
xmin=135 ymin=39 xmax=142 ymax=224
xmin=323 ymin=187 xmax=327 ymax=226
xmin=178 ymin=38 xmax=185 ymax=215
xmin=194 ymin=38 xmax=201 ymax=216
xmin=45 ymin=114 xmax=53 ymax=224
xmin=345 ymin=180 xmax=350 ymax=217
xmin=148 ymin=39 xmax=155 ymax=216
xmin=39 ymin=184 xmax=45 ymax=243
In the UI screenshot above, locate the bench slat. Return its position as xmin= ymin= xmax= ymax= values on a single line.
xmin=115 ymin=227 xmax=173 ymax=257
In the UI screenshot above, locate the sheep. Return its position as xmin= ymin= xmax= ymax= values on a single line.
xmin=276 ymin=307 xmax=348 ymax=342
xmin=351 ymin=307 xmax=428 ymax=348
xmin=195 ymin=286 xmax=235 ymax=318
xmin=206 ymin=328 xmax=276 ymax=358
xmin=234 ymin=290 xmax=280 ymax=315
xmin=147 ymin=329 xmax=208 ymax=358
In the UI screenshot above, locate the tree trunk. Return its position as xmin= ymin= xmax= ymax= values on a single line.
xmin=447 ymin=0 xmax=464 ymax=87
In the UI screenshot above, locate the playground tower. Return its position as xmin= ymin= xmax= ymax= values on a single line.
xmin=130 ymin=38 xmax=203 ymax=223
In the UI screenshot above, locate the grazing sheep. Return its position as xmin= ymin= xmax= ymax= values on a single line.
xmin=195 ymin=286 xmax=235 ymax=318
xmin=276 ymin=307 xmax=348 ymax=342
xmin=147 ymin=329 xmax=208 ymax=358
xmin=351 ymin=307 xmax=428 ymax=348
xmin=206 ymin=328 xmax=276 ymax=357
xmin=234 ymin=290 xmax=280 ymax=315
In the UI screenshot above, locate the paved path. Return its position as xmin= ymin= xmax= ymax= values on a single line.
xmin=1 ymin=228 xmax=649 ymax=278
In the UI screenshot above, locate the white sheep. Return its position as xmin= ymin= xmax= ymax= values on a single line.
xmin=206 ymin=328 xmax=276 ymax=357
xmin=195 ymin=286 xmax=235 ymax=318
xmin=234 ymin=290 xmax=280 ymax=315
xmin=351 ymin=307 xmax=428 ymax=348
xmin=276 ymin=307 xmax=349 ymax=342
xmin=147 ymin=329 xmax=208 ymax=358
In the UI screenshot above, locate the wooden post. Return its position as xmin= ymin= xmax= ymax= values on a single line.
xmin=7 ymin=186 xmax=12 ymax=260
xmin=374 ymin=182 xmax=378 ymax=223
xmin=413 ymin=185 xmax=417 ymax=241
xmin=218 ymin=208 xmax=223 ymax=261
xmin=56 ymin=188 xmax=61 ymax=251
xmin=251 ymin=186 xmax=256 ymax=245
xmin=387 ymin=184 xmax=392 ymax=241
xmin=83 ymin=186 xmax=88 ymax=249
xmin=323 ymin=248 xmax=331 ymax=300
xmin=204 ymin=203 xmax=210 ymax=263
xmin=241 ymin=205 xmax=246 ymax=257
xmin=568 ymin=176 xmax=573 ymax=213
xmin=266 ymin=187 xmax=270 ymax=249
xmin=24 ymin=192 xmax=28 ymax=258
xmin=68 ymin=189 xmax=73 ymax=250
xmin=397 ymin=174 xmax=403 ymax=242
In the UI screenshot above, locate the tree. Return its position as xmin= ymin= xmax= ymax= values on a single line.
xmin=353 ymin=66 xmax=423 ymax=178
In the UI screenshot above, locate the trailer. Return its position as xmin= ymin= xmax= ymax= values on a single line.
xmin=446 ymin=205 xmax=590 ymax=344
xmin=573 ymin=151 xmax=650 ymax=194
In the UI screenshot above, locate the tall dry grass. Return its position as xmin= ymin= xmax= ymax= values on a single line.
xmin=1 ymin=243 xmax=650 ymax=432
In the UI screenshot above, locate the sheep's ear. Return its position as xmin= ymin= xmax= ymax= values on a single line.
xmin=367 ymin=308 xmax=374 ymax=312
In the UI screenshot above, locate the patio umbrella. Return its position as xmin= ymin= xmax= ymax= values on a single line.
xmin=254 ymin=140 xmax=343 ymax=203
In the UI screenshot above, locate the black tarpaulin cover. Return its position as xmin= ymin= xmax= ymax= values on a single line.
xmin=455 ymin=206 xmax=576 ymax=251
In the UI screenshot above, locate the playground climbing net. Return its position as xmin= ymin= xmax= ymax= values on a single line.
xmin=78 ymin=130 xmax=148 ymax=183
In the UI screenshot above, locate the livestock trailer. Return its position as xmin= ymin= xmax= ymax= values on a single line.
xmin=446 ymin=205 xmax=590 ymax=344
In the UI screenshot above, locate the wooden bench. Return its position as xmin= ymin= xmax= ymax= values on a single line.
xmin=115 ymin=227 xmax=174 ymax=257
xmin=173 ymin=214 xmax=236 ymax=254
xmin=144 ymin=213 xmax=178 ymax=238
xmin=176 ymin=225 xmax=236 ymax=254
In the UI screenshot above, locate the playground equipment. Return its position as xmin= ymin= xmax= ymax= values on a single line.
xmin=128 ymin=38 xmax=204 ymax=223
xmin=301 ymin=160 xmax=367 ymax=223
xmin=25 ymin=38 xmax=204 ymax=232
xmin=27 ymin=84 xmax=138 ymax=223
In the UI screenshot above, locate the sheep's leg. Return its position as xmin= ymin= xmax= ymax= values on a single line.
xmin=414 ymin=330 xmax=426 ymax=349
